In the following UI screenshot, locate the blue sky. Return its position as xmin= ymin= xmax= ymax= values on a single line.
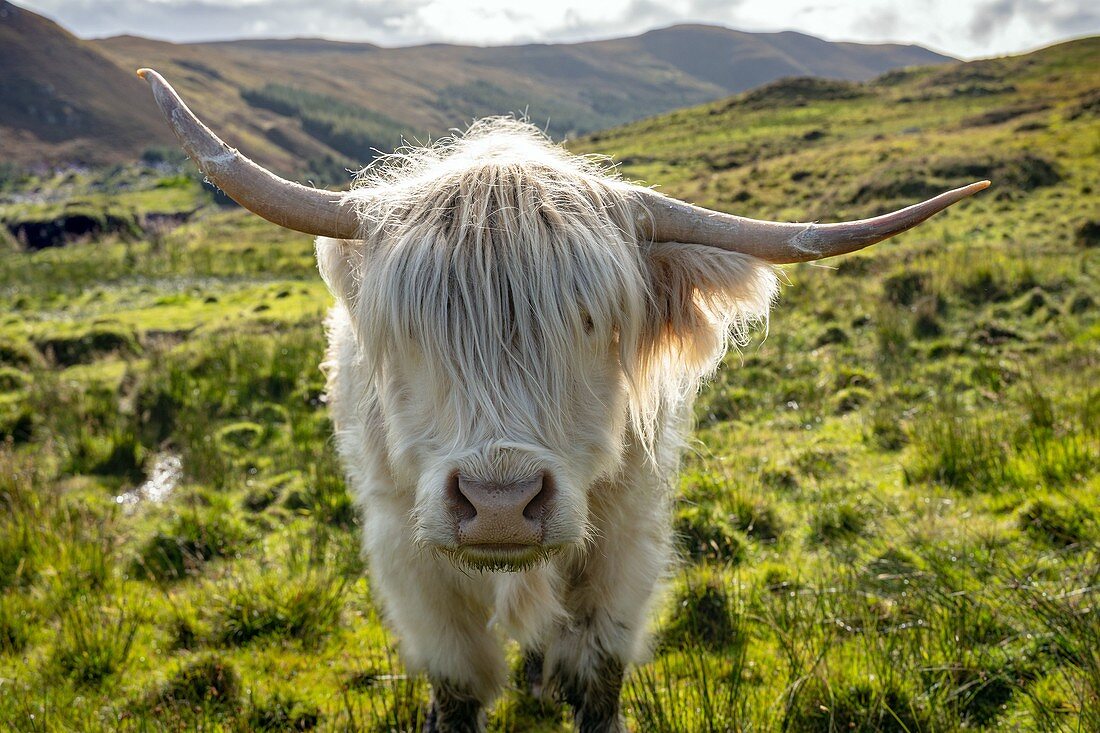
xmin=12 ymin=0 xmax=1099 ymax=59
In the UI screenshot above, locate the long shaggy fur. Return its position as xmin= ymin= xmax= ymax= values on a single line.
xmin=321 ymin=118 xmax=776 ymax=452
xmin=316 ymin=118 xmax=778 ymax=720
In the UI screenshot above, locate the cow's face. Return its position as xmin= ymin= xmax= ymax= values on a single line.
xmin=320 ymin=168 xmax=652 ymax=570
xmin=316 ymin=127 xmax=777 ymax=571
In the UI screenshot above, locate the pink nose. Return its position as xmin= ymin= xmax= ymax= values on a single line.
xmin=448 ymin=473 xmax=553 ymax=546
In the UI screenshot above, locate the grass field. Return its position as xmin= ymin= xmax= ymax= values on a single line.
xmin=0 ymin=37 xmax=1097 ymax=731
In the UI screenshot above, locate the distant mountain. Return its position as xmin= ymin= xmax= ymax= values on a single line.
xmin=0 ymin=1 xmax=172 ymax=166
xmin=0 ymin=2 xmax=953 ymax=174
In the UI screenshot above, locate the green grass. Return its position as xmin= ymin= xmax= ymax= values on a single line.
xmin=0 ymin=37 xmax=1098 ymax=731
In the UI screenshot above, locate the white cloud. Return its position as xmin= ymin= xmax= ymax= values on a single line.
xmin=11 ymin=0 xmax=1100 ymax=58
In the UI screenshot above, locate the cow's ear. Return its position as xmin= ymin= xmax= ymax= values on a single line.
xmin=640 ymin=241 xmax=778 ymax=367
xmin=315 ymin=237 xmax=363 ymax=305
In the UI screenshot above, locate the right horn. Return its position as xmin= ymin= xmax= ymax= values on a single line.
xmin=638 ymin=181 xmax=990 ymax=264
xmin=137 ymin=68 xmax=359 ymax=240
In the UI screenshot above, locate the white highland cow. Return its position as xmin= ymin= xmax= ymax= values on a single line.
xmin=138 ymin=68 xmax=988 ymax=732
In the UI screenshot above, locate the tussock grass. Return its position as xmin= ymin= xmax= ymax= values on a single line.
xmin=50 ymin=599 xmax=140 ymax=685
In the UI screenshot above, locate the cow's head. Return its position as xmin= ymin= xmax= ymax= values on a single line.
xmin=138 ymin=69 xmax=989 ymax=571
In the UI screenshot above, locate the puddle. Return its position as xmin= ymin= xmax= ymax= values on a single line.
xmin=115 ymin=452 xmax=183 ymax=508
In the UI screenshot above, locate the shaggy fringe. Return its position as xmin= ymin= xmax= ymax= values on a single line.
xmin=323 ymin=118 xmax=777 ymax=459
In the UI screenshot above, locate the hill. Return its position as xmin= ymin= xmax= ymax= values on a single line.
xmin=0 ymin=1 xmax=172 ymax=166
xmin=1 ymin=1 xmax=949 ymax=172
xmin=0 ymin=37 xmax=1097 ymax=732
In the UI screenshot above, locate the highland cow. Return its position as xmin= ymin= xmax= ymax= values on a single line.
xmin=138 ymin=67 xmax=988 ymax=732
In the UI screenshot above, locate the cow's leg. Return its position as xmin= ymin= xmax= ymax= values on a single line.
xmin=520 ymin=648 xmax=546 ymax=698
xmin=557 ymin=651 xmax=626 ymax=733
xmin=357 ymin=502 xmax=504 ymax=732
xmin=424 ymin=678 xmax=484 ymax=733
xmin=545 ymin=459 xmax=673 ymax=732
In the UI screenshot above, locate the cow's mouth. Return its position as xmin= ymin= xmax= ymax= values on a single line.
xmin=447 ymin=543 xmax=557 ymax=572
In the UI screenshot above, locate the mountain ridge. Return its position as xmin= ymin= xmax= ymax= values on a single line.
xmin=2 ymin=2 xmax=953 ymax=173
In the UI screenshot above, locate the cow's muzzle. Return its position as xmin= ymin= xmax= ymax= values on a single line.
xmin=447 ymin=472 xmax=554 ymax=548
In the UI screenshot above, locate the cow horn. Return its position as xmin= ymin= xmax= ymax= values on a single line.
xmin=638 ymin=181 xmax=990 ymax=264
xmin=136 ymin=68 xmax=359 ymax=239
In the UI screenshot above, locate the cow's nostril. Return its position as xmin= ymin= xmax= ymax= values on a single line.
xmin=447 ymin=472 xmax=477 ymax=523
xmin=522 ymin=472 xmax=554 ymax=522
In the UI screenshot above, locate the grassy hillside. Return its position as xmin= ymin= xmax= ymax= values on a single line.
xmin=1 ymin=0 xmax=949 ymax=172
xmin=0 ymin=1 xmax=173 ymax=165
xmin=0 ymin=37 xmax=1097 ymax=732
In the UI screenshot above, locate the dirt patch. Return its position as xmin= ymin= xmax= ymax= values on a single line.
xmin=5 ymin=209 xmax=191 ymax=251
xmin=35 ymin=325 xmax=142 ymax=366
xmin=7 ymin=212 xmax=139 ymax=250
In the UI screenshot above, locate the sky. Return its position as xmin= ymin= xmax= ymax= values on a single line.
xmin=11 ymin=0 xmax=1100 ymax=59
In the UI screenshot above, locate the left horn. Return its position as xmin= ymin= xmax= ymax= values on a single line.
xmin=637 ymin=181 xmax=990 ymax=264
xmin=137 ymin=68 xmax=359 ymax=239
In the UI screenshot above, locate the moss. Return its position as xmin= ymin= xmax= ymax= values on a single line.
xmin=216 ymin=421 xmax=266 ymax=452
xmin=833 ymin=386 xmax=872 ymax=414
